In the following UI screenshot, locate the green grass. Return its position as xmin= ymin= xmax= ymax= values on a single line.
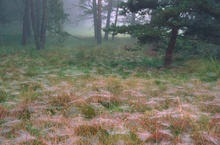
xmin=0 ymin=36 xmax=219 ymax=144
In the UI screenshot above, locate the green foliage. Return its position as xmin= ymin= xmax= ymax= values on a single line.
xmin=26 ymin=123 xmax=41 ymax=137
xmin=139 ymin=56 xmax=162 ymax=67
xmin=0 ymin=90 xmax=7 ymax=103
xmin=107 ymin=0 xmax=220 ymax=62
xmin=105 ymin=24 xmax=163 ymax=45
xmin=47 ymin=0 xmax=69 ymax=43
xmin=81 ymin=105 xmax=96 ymax=119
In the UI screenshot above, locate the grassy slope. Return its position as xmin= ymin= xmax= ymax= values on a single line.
xmin=0 ymin=38 xmax=219 ymax=145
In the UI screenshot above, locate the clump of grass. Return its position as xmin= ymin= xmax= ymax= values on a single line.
xmin=24 ymin=67 xmax=40 ymax=77
xmin=139 ymin=56 xmax=162 ymax=67
xmin=183 ymin=58 xmax=220 ymax=82
xmin=99 ymin=96 xmax=122 ymax=111
xmin=137 ymin=117 xmax=163 ymax=134
xmin=169 ymin=117 xmax=193 ymax=137
xmin=199 ymin=103 xmax=220 ymax=113
xmin=196 ymin=115 xmax=210 ymax=131
xmin=20 ymin=82 xmax=42 ymax=92
xmin=81 ymin=105 xmax=96 ymax=119
xmin=50 ymin=93 xmax=75 ymax=107
xmin=26 ymin=123 xmax=41 ymax=137
xmin=147 ymin=130 xmax=173 ymax=143
xmin=154 ymin=98 xmax=177 ymax=110
xmin=74 ymin=124 xmax=107 ymax=136
xmin=191 ymin=132 xmax=218 ymax=145
xmin=129 ymin=98 xmax=151 ymax=112
xmin=194 ymin=94 xmax=215 ymax=102
xmin=0 ymin=90 xmax=7 ymax=103
xmin=10 ymin=104 xmax=31 ymax=120
xmin=0 ymin=105 xmax=8 ymax=119
xmin=106 ymin=77 xmax=123 ymax=94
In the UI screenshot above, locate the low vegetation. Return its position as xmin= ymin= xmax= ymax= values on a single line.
xmin=0 ymin=38 xmax=219 ymax=144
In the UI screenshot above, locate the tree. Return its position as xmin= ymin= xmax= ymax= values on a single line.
xmin=30 ymin=0 xmax=47 ymax=49
xmin=22 ymin=0 xmax=31 ymax=46
xmin=97 ymin=0 xmax=102 ymax=44
xmin=26 ymin=0 xmax=67 ymax=49
xmin=76 ymin=0 xmax=103 ymax=44
xmin=112 ymin=0 xmax=120 ymax=41
xmin=47 ymin=0 xmax=68 ymax=43
xmin=107 ymin=0 xmax=220 ymax=67
xmin=92 ymin=0 xmax=98 ymax=40
xmin=104 ymin=0 xmax=113 ymax=41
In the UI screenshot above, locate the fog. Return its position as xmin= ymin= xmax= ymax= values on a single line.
xmin=63 ymin=0 xmax=94 ymax=36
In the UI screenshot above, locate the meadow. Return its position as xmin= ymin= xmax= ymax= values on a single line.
xmin=0 ymin=37 xmax=219 ymax=145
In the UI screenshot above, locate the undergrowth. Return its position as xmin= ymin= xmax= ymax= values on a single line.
xmin=0 ymin=37 xmax=219 ymax=144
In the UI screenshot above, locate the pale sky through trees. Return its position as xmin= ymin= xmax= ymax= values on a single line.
xmin=63 ymin=0 xmax=94 ymax=36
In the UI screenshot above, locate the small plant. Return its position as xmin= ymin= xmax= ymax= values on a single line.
xmin=99 ymin=95 xmax=122 ymax=112
xmin=147 ymin=130 xmax=173 ymax=143
xmin=81 ymin=105 xmax=96 ymax=119
xmin=74 ymin=124 xmax=107 ymax=136
xmin=24 ymin=67 xmax=39 ymax=77
xmin=197 ymin=115 xmax=210 ymax=131
xmin=106 ymin=77 xmax=123 ymax=94
xmin=50 ymin=93 xmax=73 ymax=107
xmin=0 ymin=105 xmax=8 ymax=119
xmin=169 ymin=117 xmax=192 ymax=137
xmin=0 ymin=90 xmax=7 ymax=103
xmin=26 ymin=123 xmax=41 ymax=137
xmin=10 ymin=104 xmax=31 ymax=120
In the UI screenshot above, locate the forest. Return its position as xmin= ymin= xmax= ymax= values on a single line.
xmin=0 ymin=0 xmax=219 ymax=144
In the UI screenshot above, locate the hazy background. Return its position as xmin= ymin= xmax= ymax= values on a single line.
xmin=63 ymin=0 xmax=94 ymax=36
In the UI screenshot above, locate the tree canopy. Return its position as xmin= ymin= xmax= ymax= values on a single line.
xmin=107 ymin=0 xmax=220 ymax=66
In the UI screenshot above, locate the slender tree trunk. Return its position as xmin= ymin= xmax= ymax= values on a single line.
xmin=104 ymin=0 xmax=113 ymax=41
xmin=131 ymin=13 xmax=136 ymax=38
xmin=30 ymin=0 xmax=41 ymax=49
xmin=112 ymin=0 xmax=119 ymax=41
xmin=131 ymin=13 xmax=136 ymax=25
xmin=92 ymin=0 xmax=98 ymax=40
xmin=35 ymin=0 xmax=42 ymax=34
xmin=40 ymin=0 xmax=47 ymax=49
xmin=22 ymin=0 xmax=30 ymax=46
xmin=97 ymin=0 xmax=102 ymax=44
xmin=164 ymin=27 xmax=178 ymax=67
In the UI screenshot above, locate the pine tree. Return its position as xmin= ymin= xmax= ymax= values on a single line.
xmin=108 ymin=0 xmax=220 ymax=66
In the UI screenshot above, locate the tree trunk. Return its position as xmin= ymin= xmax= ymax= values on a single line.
xmin=131 ymin=13 xmax=136 ymax=38
xmin=40 ymin=0 xmax=47 ymax=49
xmin=92 ymin=0 xmax=98 ymax=40
xmin=22 ymin=0 xmax=30 ymax=46
xmin=164 ymin=27 xmax=178 ymax=67
xmin=97 ymin=0 xmax=102 ymax=44
xmin=35 ymin=0 xmax=42 ymax=34
xmin=112 ymin=0 xmax=119 ymax=41
xmin=104 ymin=0 xmax=113 ymax=41
xmin=30 ymin=0 xmax=41 ymax=49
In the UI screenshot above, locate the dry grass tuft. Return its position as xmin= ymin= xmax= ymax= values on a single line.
xmin=50 ymin=92 xmax=77 ymax=107
xmin=106 ymin=77 xmax=124 ymax=94
xmin=80 ymin=105 xmax=96 ymax=119
xmin=148 ymin=130 xmax=173 ymax=143
xmin=10 ymin=103 xmax=31 ymax=120
xmin=74 ymin=123 xmax=107 ymax=136
xmin=169 ymin=117 xmax=193 ymax=136
xmin=0 ymin=105 xmax=8 ymax=119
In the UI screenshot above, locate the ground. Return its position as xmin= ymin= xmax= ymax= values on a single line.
xmin=0 ymin=38 xmax=219 ymax=144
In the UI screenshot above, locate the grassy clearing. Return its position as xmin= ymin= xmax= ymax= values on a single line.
xmin=0 ymin=37 xmax=219 ymax=144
